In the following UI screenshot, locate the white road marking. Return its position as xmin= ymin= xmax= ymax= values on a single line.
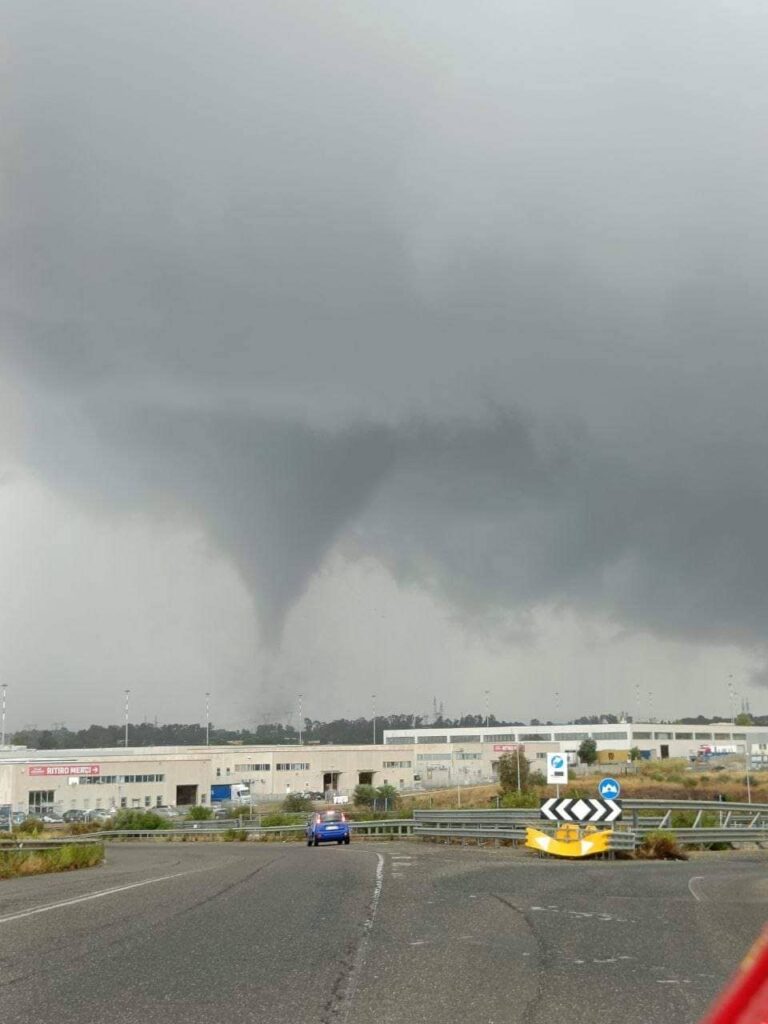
xmin=340 ymin=853 xmax=385 ymax=1023
xmin=688 ymin=876 xmax=707 ymax=902
xmin=0 ymin=867 xmax=209 ymax=926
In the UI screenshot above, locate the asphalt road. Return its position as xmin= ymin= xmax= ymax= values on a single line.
xmin=0 ymin=840 xmax=765 ymax=1023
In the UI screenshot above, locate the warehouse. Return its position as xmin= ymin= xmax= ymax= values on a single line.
xmin=0 ymin=720 xmax=764 ymax=818
xmin=383 ymin=721 xmax=768 ymax=761
xmin=0 ymin=737 xmax=557 ymax=818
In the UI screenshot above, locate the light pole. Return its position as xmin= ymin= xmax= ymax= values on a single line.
xmin=205 ymin=692 xmax=210 ymax=746
xmin=124 ymin=689 xmax=130 ymax=748
xmin=298 ymin=693 xmax=303 ymax=745
xmin=484 ymin=690 xmax=490 ymax=729
xmin=554 ymin=690 xmax=560 ymax=725
xmin=728 ymin=676 xmax=736 ymax=726
xmin=1 ymin=683 xmax=7 ymax=747
xmin=372 ymin=693 xmax=377 ymax=745
xmin=516 ymin=744 xmax=521 ymax=794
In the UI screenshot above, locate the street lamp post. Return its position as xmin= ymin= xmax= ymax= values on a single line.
xmin=124 ymin=690 xmax=130 ymax=748
xmin=1 ymin=683 xmax=7 ymax=747
xmin=372 ymin=693 xmax=377 ymax=745
xmin=484 ymin=690 xmax=490 ymax=729
xmin=298 ymin=693 xmax=303 ymax=745
xmin=205 ymin=692 xmax=210 ymax=746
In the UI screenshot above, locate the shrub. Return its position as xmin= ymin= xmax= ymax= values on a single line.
xmin=527 ymin=771 xmax=546 ymax=787
xmin=16 ymin=817 xmax=43 ymax=835
xmin=111 ymin=809 xmax=166 ymax=831
xmin=223 ymin=828 xmax=247 ymax=842
xmin=186 ymin=805 xmax=214 ymax=821
xmin=260 ymin=812 xmax=304 ymax=827
xmin=638 ymin=830 xmax=688 ymax=860
xmin=282 ymin=793 xmax=313 ymax=812
xmin=499 ymin=790 xmax=540 ymax=809
xmin=65 ymin=821 xmax=103 ymax=836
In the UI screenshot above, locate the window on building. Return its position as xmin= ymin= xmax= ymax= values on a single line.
xmin=144 ymin=796 xmax=151 ymax=807
xmin=275 ymin=763 xmax=310 ymax=771
xmin=598 ymin=732 xmax=629 ymax=741
xmin=416 ymin=752 xmax=452 ymax=761
xmin=487 ymin=734 xmax=516 ymax=742
xmin=695 ymin=733 xmax=712 ymax=740
xmin=216 ymin=768 xmax=221 ymax=777
xmin=556 ymin=732 xmax=590 ymax=741
xmin=28 ymin=790 xmax=55 ymax=814
xmin=520 ymin=733 xmax=552 ymax=741
xmin=456 ymin=752 xmax=481 ymax=760
xmin=156 ymin=796 xmax=163 ymax=807
xmin=235 ymin=763 xmax=271 ymax=772
xmin=452 ymin=735 xmax=481 ymax=743
xmin=733 ymin=733 xmax=747 ymax=740
xmin=121 ymin=797 xmax=127 ymax=808
xmin=714 ymin=733 xmax=731 ymax=740
xmin=383 ymin=760 xmax=411 ymax=768
xmin=632 ymin=732 xmax=652 ymax=739
xmin=655 ymin=732 xmax=673 ymax=740
xmin=675 ymin=733 xmax=693 ymax=740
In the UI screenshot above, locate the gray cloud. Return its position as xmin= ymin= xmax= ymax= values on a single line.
xmin=3 ymin=1 xmax=768 ymax=708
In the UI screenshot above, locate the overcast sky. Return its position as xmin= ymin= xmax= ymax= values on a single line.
xmin=2 ymin=2 xmax=768 ymax=730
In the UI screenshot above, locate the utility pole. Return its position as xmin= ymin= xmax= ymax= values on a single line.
xmin=0 ymin=683 xmax=7 ymax=747
xmin=484 ymin=689 xmax=490 ymax=729
xmin=124 ymin=689 xmax=130 ymax=747
xmin=298 ymin=693 xmax=303 ymax=745
xmin=372 ymin=693 xmax=377 ymax=745
xmin=205 ymin=692 xmax=210 ymax=746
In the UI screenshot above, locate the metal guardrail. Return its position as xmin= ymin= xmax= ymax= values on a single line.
xmin=412 ymin=802 xmax=768 ymax=849
xmin=0 ymin=819 xmax=415 ymax=844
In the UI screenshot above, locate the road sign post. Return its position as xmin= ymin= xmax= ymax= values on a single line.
xmin=546 ymin=753 xmax=568 ymax=797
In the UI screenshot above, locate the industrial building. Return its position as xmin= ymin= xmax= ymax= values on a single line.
xmin=0 ymin=721 xmax=763 ymax=818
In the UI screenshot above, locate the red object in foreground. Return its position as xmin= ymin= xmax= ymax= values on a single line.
xmin=701 ymin=926 xmax=768 ymax=1024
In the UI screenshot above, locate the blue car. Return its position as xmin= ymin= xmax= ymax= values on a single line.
xmin=306 ymin=809 xmax=351 ymax=846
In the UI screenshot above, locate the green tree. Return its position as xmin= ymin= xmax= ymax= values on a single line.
xmin=578 ymin=738 xmax=598 ymax=765
xmin=735 ymin=712 xmax=754 ymax=726
xmin=629 ymin=746 xmax=642 ymax=762
xmin=353 ymin=784 xmax=377 ymax=807
xmin=376 ymin=784 xmax=399 ymax=809
xmin=497 ymin=751 xmax=531 ymax=794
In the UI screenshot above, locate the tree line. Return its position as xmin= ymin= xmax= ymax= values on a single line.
xmin=11 ymin=709 xmax=763 ymax=750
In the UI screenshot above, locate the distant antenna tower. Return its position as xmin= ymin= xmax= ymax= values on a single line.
xmin=432 ymin=697 xmax=438 ymax=722
xmin=439 ymin=700 xmax=445 ymax=718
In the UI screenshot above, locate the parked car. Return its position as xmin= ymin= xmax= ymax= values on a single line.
xmin=306 ymin=809 xmax=351 ymax=847
xmin=156 ymin=805 xmax=182 ymax=818
xmin=62 ymin=810 xmax=86 ymax=823
xmin=39 ymin=813 xmax=65 ymax=824
xmin=83 ymin=808 xmax=112 ymax=822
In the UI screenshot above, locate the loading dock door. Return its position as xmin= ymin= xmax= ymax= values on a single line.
xmin=176 ymin=784 xmax=198 ymax=806
xmin=358 ymin=771 xmax=374 ymax=786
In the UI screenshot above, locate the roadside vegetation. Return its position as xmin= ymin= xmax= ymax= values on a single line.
xmin=0 ymin=843 xmax=104 ymax=879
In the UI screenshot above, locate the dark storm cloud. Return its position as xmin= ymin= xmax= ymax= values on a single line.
xmin=4 ymin=2 xmax=768 ymax=666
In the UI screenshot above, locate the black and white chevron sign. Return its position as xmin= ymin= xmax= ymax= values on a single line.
xmin=540 ymin=797 xmax=622 ymax=823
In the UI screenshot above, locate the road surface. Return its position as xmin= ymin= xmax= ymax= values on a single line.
xmin=0 ymin=840 xmax=765 ymax=1023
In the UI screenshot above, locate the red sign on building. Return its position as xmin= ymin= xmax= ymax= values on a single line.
xmin=493 ymin=744 xmax=523 ymax=753
xmin=28 ymin=764 xmax=101 ymax=777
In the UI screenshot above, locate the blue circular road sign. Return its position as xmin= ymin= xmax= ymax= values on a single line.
xmin=598 ymin=777 xmax=621 ymax=799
